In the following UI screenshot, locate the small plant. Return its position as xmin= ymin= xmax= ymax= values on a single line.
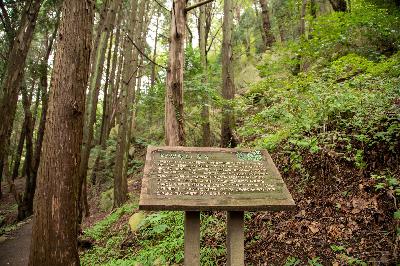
xmin=371 ymin=174 xmax=400 ymax=194
xmin=308 ymin=257 xmax=323 ymax=266
xmin=84 ymin=203 xmax=137 ymax=240
xmin=284 ymin=256 xmax=302 ymax=266
xmin=330 ymin=244 xmax=346 ymax=252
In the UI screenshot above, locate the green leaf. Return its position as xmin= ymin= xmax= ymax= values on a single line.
xmin=394 ymin=210 xmax=400 ymax=220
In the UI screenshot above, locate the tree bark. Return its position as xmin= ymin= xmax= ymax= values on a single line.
xmin=79 ymin=0 xmax=122 ymax=218
xmin=148 ymin=8 xmax=160 ymax=125
xmin=108 ymin=9 xmax=123 ymax=135
xmin=221 ymin=0 xmax=236 ymax=148
xmin=329 ymin=0 xmax=347 ymax=11
xmin=11 ymin=81 xmax=34 ymax=184
xmin=113 ymin=0 xmax=139 ymax=207
xmin=110 ymin=38 xmax=125 ymax=130
xmin=310 ymin=0 xmax=317 ymax=18
xmin=99 ymin=31 xmax=114 ymax=147
xmin=0 ymin=0 xmax=42 ymax=190
xmin=165 ymin=0 xmax=187 ymax=146
xmin=28 ymin=0 xmax=94 ymax=264
xmin=259 ymin=0 xmax=275 ymax=49
xmin=299 ymin=0 xmax=308 ymax=36
xmin=150 ymin=9 xmax=160 ymax=89
xmin=199 ymin=0 xmax=211 ymax=147
xmin=18 ymin=86 xmax=35 ymax=220
xmin=31 ymin=9 xmax=60 ymax=185
xmin=89 ymin=0 xmax=110 ymax=76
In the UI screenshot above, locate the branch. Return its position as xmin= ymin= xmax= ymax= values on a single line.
xmin=125 ymin=34 xmax=167 ymax=69
xmin=154 ymin=0 xmax=170 ymax=12
xmin=0 ymin=51 xmax=6 ymax=60
xmin=0 ymin=0 xmax=13 ymax=36
xmin=185 ymin=0 xmax=215 ymax=13
xmin=206 ymin=24 xmax=221 ymax=53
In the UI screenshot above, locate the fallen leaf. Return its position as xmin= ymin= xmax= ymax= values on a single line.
xmin=308 ymin=221 xmax=320 ymax=233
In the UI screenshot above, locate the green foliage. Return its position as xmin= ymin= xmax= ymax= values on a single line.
xmin=300 ymin=1 xmax=400 ymax=65
xmin=372 ymin=173 xmax=400 ymax=193
xmin=308 ymin=257 xmax=323 ymax=266
xmin=100 ymin=188 xmax=114 ymax=211
xmin=132 ymin=212 xmax=184 ymax=265
xmin=84 ymin=203 xmax=137 ymax=241
xmin=284 ymin=256 xmax=302 ymax=266
xmin=239 ymin=50 xmax=400 ymax=180
xmin=82 ymin=211 xmax=226 ymax=265
xmin=330 ymin=244 xmax=346 ymax=252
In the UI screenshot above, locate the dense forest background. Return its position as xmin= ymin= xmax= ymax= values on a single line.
xmin=0 ymin=0 xmax=399 ymax=265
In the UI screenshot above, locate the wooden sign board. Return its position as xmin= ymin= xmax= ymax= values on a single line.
xmin=139 ymin=146 xmax=295 ymax=211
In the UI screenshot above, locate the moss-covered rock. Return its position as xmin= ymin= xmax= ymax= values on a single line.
xmin=128 ymin=212 xmax=145 ymax=232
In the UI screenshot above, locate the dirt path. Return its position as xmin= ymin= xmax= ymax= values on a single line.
xmin=0 ymin=222 xmax=31 ymax=266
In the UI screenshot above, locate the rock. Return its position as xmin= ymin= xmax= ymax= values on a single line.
xmin=0 ymin=236 xmax=7 ymax=243
xmin=153 ymin=258 xmax=163 ymax=266
xmin=129 ymin=146 xmax=135 ymax=157
xmin=129 ymin=212 xmax=145 ymax=232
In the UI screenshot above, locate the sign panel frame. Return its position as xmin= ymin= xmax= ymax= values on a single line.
xmin=139 ymin=146 xmax=295 ymax=211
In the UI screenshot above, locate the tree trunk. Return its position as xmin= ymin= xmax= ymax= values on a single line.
xmin=108 ymin=10 xmax=123 ymax=135
xmin=28 ymin=0 xmax=94 ymax=264
xmin=329 ymin=0 xmax=347 ymax=11
xmin=113 ymin=0 xmax=139 ymax=207
xmin=0 ymin=0 xmax=42 ymax=189
xmin=91 ymin=12 xmax=119 ymax=186
xmin=150 ymin=9 xmax=160 ymax=89
xmin=99 ymin=30 xmax=114 ymax=148
xmin=31 ymin=9 xmax=60 ymax=184
xmin=148 ymin=8 xmax=160 ymax=125
xmin=79 ymin=0 xmax=122 ymax=218
xmin=310 ymin=0 xmax=317 ymax=18
xmin=259 ymin=0 xmax=275 ymax=49
xmin=199 ymin=0 xmax=211 ymax=147
xmin=126 ymin=0 xmax=149 ymax=142
xmin=221 ymin=0 xmax=236 ymax=148
xmin=299 ymin=0 xmax=307 ymax=36
xmin=18 ymin=86 xmax=35 ymax=220
xmin=89 ymin=0 xmax=110 ymax=75
xmin=165 ymin=0 xmax=186 ymax=146
xmin=110 ymin=40 xmax=125 ymax=130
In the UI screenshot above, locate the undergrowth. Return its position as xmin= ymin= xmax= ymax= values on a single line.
xmin=81 ymin=210 xmax=226 ymax=265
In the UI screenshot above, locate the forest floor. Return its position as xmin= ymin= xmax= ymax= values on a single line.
xmin=79 ymin=141 xmax=399 ymax=265
xmin=0 ymin=221 xmax=31 ymax=266
xmin=0 ymin=144 xmax=398 ymax=265
xmin=0 ymin=179 xmax=32 ymax=266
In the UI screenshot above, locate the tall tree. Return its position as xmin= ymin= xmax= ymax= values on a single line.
xmin=0 ymin=0 xmax=42 ymax=194
xmin=299 ymin=0 xmax=308 ymax=36
xmin=199 ymin=0 xmax=211 ymax=146
xmin=29 ymin=0 xmax=94 ymax=264
xmin=150 ymin=8 xmax=160 ymax=89
xmin=259 ymin=0 xmax=275 ymax=49
xmin=18 ymin=86 xmax=35 ymax=220
xmin=165 ymin=0 xmax=187 ymax=146
xmin=108 ymin=13 xmax=123 ymax=136
xmin=79 ymin=0 xmax=122 ymax=216
xmin=113 ymin=0 xmax=139 ymax=207
xmin=221 ymin=0 xmax=236 ymax=148
xmin=31 ymin=9 xmax=61 ymax=185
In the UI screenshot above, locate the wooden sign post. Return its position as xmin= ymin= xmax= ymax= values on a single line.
xmin=139 ymin=146 xmax=295 ymax=265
